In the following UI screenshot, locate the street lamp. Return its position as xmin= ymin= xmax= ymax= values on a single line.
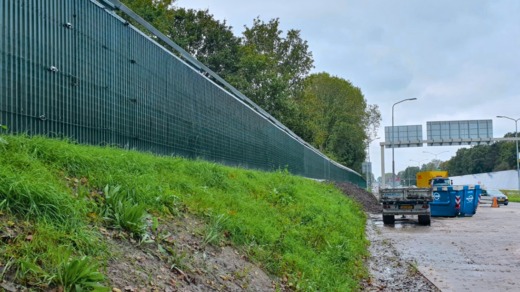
xmin=392 ymin=98 xmax=417 ymax=188
xmin=423 ymin=151 xmax=449 ymax=169
xmin=497 ymin=116 xmax=520 ymax=194
xmin=423 ymin=151 xmax=449 ymax=160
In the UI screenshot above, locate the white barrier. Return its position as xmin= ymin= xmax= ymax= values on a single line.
xmin=450 ymin=170 xmax=519 ymax=190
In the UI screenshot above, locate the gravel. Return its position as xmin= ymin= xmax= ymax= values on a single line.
xmin=335 ymin=181 xmax=382 ymax=213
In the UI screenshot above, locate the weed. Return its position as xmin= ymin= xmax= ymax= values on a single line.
xmin=55 ymin=255 xmax=109 ymax=292
xmin=101 ymin=186 xmax=150 ymax=238
xmin=166 ymin=245 xmax=188 ymax=271
xmin=202 ymin=213 xmax=228 ymax=248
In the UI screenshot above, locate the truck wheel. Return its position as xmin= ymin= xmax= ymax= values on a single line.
xmin=383 ymin=215 xmax=395 ymax=225
xmin=418 ymin=215 xmax=431 ymax=226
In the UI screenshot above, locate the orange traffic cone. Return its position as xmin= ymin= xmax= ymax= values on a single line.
xmin=491 ymin=197 xmax=499 ymax=208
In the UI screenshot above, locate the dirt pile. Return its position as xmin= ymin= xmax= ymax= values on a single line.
xmin=335 ymin=182 xmax=382 ymax=213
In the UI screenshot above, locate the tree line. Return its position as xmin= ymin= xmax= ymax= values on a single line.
xmin=385 ymin=132 xmax=518 ymax=185
xmin=119 ymin=0 xmax=381 ymax=173
xmin=439 ymin=133 xmax=518 ymax=176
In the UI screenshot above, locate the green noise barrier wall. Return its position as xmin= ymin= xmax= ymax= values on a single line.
xmin=0 ymin=0 xmax=366 ymax=187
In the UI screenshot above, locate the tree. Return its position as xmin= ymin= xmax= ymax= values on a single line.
xmin=293 ymin=73 xmax=381 ymax=172
xmin=164 ymin=8 xmax=242 ymax=80
xmin=398 ymin=166 xmax=421 ymax=186
xmin=227 ymin=17 xmax=314 ymax=126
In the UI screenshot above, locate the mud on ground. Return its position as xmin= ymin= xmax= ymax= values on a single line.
xmin=335 ymin=181 xmax=382 ymax=213
xmin=360 ymin=219 xmax=439 ymax=292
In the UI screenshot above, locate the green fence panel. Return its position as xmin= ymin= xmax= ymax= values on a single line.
xmin=0 ymin=0 xmax=366 ymax=188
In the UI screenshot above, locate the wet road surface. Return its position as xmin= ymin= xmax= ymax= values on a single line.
xmin=370 ymin=203 xmax=520 ymax=292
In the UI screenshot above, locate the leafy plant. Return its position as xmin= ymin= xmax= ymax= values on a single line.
xmin=166 ymin=245 xmax=188 ymax=271
xmin=101 ymin=186 xmax=150 ymax=238
xmin=56 ymin=256 xmax=109 ymax=292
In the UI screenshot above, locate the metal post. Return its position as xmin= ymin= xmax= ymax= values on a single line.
xmin=381 ymin=144 xmax=385 ymax=189
xmin=497 ymin=116 xmax=520 ymax=195
xmin=366 ymin=167 xmax=369 ymax=190
xmin=515 ymin=119 xmax=520 ymax=195
xmin=392 ymin=104 xmax=395 ymax=188
xmin=391 ymin=98 xmax=417 ymax=188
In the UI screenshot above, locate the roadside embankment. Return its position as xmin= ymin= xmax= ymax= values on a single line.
xmin=0 ymin=135 xmax=368 ymax=291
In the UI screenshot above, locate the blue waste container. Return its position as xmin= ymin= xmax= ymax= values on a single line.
xmin=459 ymin=186 xmax=476 ymax=217
xmin=459 ymin=185 xmax=483 ymax=217
xmin=430 ymin=186 xmax=462 ymax=217
xmin=430 ymin=185 xmax=482 ymax=217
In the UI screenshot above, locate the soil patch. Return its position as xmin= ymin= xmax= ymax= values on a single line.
xmin=105 ymin=215 xmax=277 ymax=292
xmin=335 ymin=182 xmax=382 ymax=213
xmin=361 ymin=219 xmax=439 ymax=291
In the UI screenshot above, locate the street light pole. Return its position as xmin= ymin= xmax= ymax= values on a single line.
xmin=392 ymin=98 xmax=417 ymax=188
xmin=423 ymin=151 xmax=449 ymax=169
xmin=423 ymin=151 xmax=449 ymax=160
xmin=497 ymin=116 xmax=520 ymax=195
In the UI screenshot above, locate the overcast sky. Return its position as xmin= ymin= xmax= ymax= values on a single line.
xmin=177 ymin=0 xmax=520 ymax=178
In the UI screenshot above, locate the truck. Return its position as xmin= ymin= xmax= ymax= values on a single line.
xmin=379 ymin=187 xmax=434 ymax=225
xmin=417 ymin=171 xmax=451 ymax=188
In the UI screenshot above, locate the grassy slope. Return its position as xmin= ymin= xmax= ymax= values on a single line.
xmin=0 ymin=135 xmax=368 ymax=291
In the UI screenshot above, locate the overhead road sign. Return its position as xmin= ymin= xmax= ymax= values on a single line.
xmin=427 ymin=120 xmax=493 ymax=146
xmin=385 ymin=125 xmax=423 ymax=148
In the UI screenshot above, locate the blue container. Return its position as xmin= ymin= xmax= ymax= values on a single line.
xmin=459 ymin=185 xmax=483 ymax=217
xmin=430 ymin=185 xmax=483 ymax=217
xmin=430 ymin=186 xmax=461 ymax=217
xmin=459 ymin=186 xmax=475 ymax=217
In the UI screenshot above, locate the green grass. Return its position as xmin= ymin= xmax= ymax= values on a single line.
xmin=0 ymin=134 xmax=368 ymax=291
xmin=501 ymin=190 xmax=520 ymax=202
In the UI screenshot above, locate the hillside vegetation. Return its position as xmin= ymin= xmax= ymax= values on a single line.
xmin=0 ymin=135 xmax=368 ymax=291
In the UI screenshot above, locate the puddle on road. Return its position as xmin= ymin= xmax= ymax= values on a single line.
xmin=371 ymin=215 xmax=433 ymax=230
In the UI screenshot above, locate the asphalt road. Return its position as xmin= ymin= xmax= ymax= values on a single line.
xmin=370 ymin=202 xmax=520 ymax=292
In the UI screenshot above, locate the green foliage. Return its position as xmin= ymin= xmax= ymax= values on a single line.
xmin=293 ymin=73 xmax=381 ymax=172
xmin=443 ymin=133 xmax=518 ymax=176
xmin=397 ymin=166 xmax=421 ymax=186
xmin=56 ymin=256 xmax=109 ymax=292
xmin=101 ymin=186 xmax=150 ymax=239
xmin=0 ymin=134 xmax=368 ymax=291
xmin=201 ymin=213 xmax=228 ymax=248
xmin=231 ymin=17 xmax=314 ymax=121
xmin=21 ymin=253 xmax=110 ymax=292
